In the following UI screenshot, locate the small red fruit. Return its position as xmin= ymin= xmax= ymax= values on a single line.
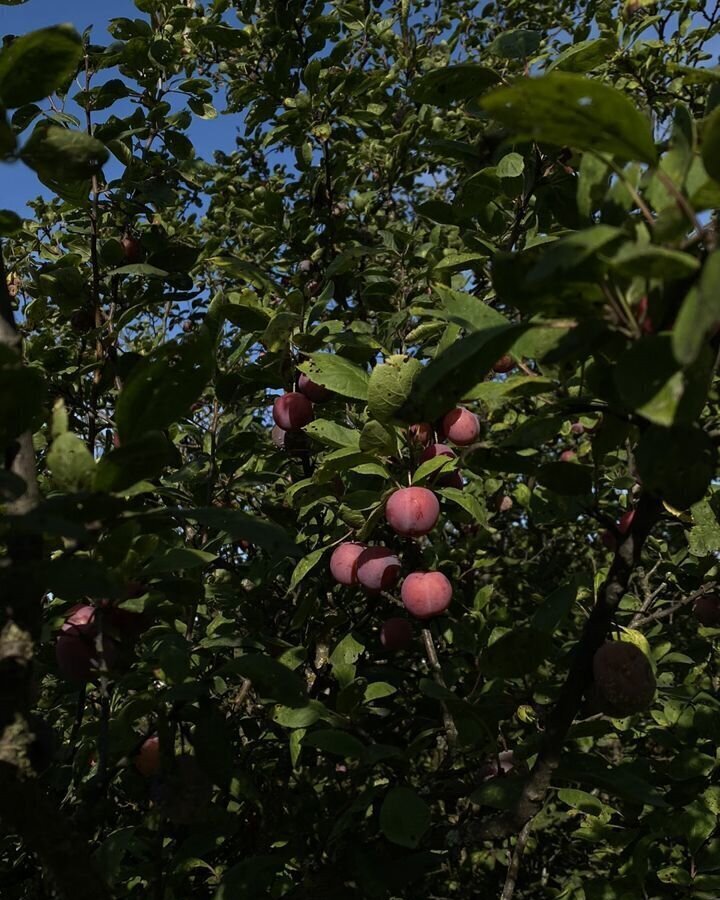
xmin=571 ymin=422 xmax=585 ymax=436
xmin=420 ymin=443 xmax=455 ymax=463
xmin=120 ymin=234 xmax=143 ymax=264
xmin=636 ymin=296 xmax=654 ymax=335
xmin=493 ymin=355 xmax=515 ymax=374
xmin=385 ymin=487 xmax=440 ymax=537
xmin=298 ymin=373 xmax=332 ymax=403
xmin=560 ymin=450 xmax=576 ymax=463
xmin=55 ymin=605 xmax=118 ymax=683
xmin=601 ymin=508 xmax=636 ymax=551
xmin=380 ymin=617 xmax=413 ymax=651
xmin=694 ymin=595 xmax=720 ymax=627
xmin=134 ymin=736 xmax=161 ymax=777
xmin=440 ymin=470 xmax=463 ymax=489
xmin=329 ymin=542 xmax=366 ymax=586
xmin=401 ymin=571 xmax=452 ymax=619
xmin=356 ymin=547 xmax=401 ymax=594
xmin=272 ymin=392 xmax=314 ymax=431
xmin=441 ymin=407 xmax=480 ymax=446
xmin=496 ymin=494 xmax=513 ymax=513
xmin=408 ymin=423 xmax=433 ymax=447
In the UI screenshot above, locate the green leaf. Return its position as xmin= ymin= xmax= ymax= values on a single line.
xmin=688 ymin=495 xmax=720 ymax=557
xmin=702 ymin=106 xmax=720 ymax=185
xmin=614 ymin=336 xmax=712 ymax=427
xmin=116 ymin=335 xmax=213 ymax=442
xmin=143 ymin=548 xmax=216 ymax=575
xmin=673 ymin=251 xmax=720 ymax=365
xmin=490 ymin=29 xmax=542 ymax=59
xmin=480 ymin=627 xmax=554 ymax=678
xmin=557 ymin=788 xmax=615 ymax=816
xmin=359 ymin=420 xmax=398 ymax=456
xmin=481 ymin=74 xmax=657 ymax=164
xmin=501 ymin=413 xmax=565 ymax=448
xmin=305 ymin=419 xmax=360 ymax=449
xmin=496 ymin=152 xmax=525 ymax=178
xmin=399 ymin=324 xmax=529 ymax=422
xmin=0 ymin=26 xmax=82 ymax=108
xmin=21 ymin=123 xmax=108 ymax=179
xmin=463 ymin=375 xmax=556 ymax=406
xmin=379 ymin=787 xmax=431 ymax=849
xmin=610 ymin=244 xmax=700 ymax=280
xmin=226 ymin=654 xmax=307 ymax=707
xmin=298 ymin=353 xmax=369 ymax=400
xmin=174 ymin=507 xmax=298 ymax=558
xmin=0 ymin=209 xmax=22 ymax=236
xmin=303 ymin=729 xmax=365 ymax=758
xmin=555 ymin=752 xmax=668 ymax=807
xmin=527 ymin=226 xmax=622 ymax=282
xmin=288 ymin=548 xmax=326 ymax=591
xmin=367 ymin=355 xmax=422 ymax=421
xmin=410 ymin=64 xmax=500 ymax=106
xmin=635 ymin=425 xmax=716 ymax=509
xmin=94 ymin=431 xmax=176 ymax=493
xmin=47 ymin=432 xmax=95 ymax=492
xmin=431 ymin=284 xmax=510 ymax=332
xmin=433 ymin=252 xmax=488 ymax=273
xmin=0 ymin=351 xmax=44 ymax=444
xmin=272 ymin=702 xmax=323 ymax=729
xmin=364 ymin=682 xmax=397 ymax=702
xmin=438 ymin=487 xmax=487 ymax=524
xmin=532 ymin=579 xmax=582 ymax=633
xmin=548 ymin=37 xmax=617 ymax=73
xmin=536 ymin=462 xmax=593 ymax=496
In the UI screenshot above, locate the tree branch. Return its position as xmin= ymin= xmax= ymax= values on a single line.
xmin=466 ymin=492 xmax=663 ymax=841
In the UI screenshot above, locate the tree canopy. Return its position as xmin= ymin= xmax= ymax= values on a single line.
xmin=2 ymin=0 xmax=720 ymax=897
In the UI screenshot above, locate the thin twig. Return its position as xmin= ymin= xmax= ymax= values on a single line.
xmin=421 ymin=627 xmax=458 ymax=746
xmin=500 ymin=819 xmax=533 ymax=900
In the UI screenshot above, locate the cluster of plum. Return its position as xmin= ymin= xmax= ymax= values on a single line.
xmin=327 ymin=406 xmax=482 ymax=651
xmin=268 ymin=356 xmax=520 ymax=653
xmin=54 ymin=584 xmax=148 ymax=683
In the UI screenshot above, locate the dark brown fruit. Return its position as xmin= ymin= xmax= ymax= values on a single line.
xmin=694 ymin=595 xmax=720 ymax=627
xmin=592 ymin=641 xmax=656 ymax=717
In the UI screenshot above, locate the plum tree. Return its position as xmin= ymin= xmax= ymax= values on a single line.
xmin=356 ymin=547 xmax=401 ymax=593
xmin=441 ymin=407 xmax=479 ymax=446
xmin=329 ymin=542 xmax=366 ymax=586
xmin=385 ymin=487 xmax=440 ymax=537
xmin=379 ymin=617 xmax=413 ymax=651
xmin=272 ymin=393 xmax=314 ymax=431
xmin=401 ymin=572 xmax=453 ymax=619
xmin=592 ymin=641 xmax=656 ymax=717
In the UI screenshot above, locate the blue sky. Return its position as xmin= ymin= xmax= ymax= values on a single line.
xmin=1 ymin=0 xmax=244 ymax=215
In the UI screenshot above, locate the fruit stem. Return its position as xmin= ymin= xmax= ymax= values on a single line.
xmin=421 ymin=626 xmax=458 ymax=747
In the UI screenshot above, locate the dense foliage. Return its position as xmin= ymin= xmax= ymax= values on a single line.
xmin=2 ymin=0 xmax=720 ymax=897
